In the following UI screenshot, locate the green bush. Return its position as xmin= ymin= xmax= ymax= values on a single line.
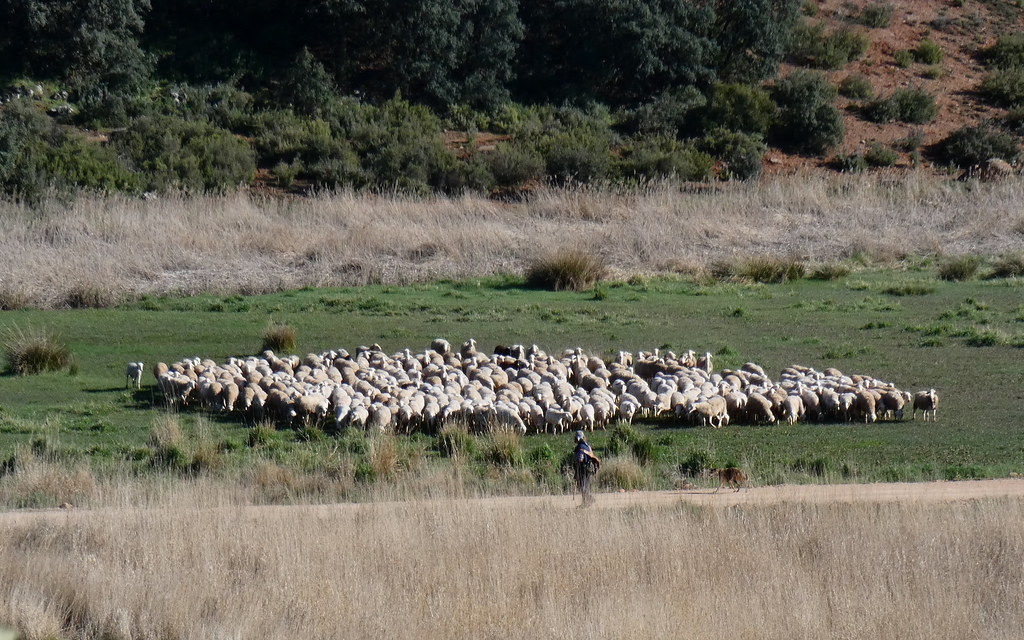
xmin=526 ymin=250 xmax=606 ymax=291
xmin=483 ymin=431 xmax=523 ymax=467
xmin=913 ymin=38 xmax=944 ymax=64
xmin=702 ymin=83 xmax=778 ymax=135
xmin=679 ymin=450 xmax=714 ymax=477
xmin=438 ymin=423 xmax=476 ymax=459
xmin=982 ymin=33 xmax=1024 ymax=69
xmin=836 ymin=151 xmax=868 ymax=172
xmin=934 ymin=123 xmax=1021 ymax=168
xmin=615 ymin=87 xmax=707 ymax=138
xmin=542 ymin=131 xmax=614 ymax=184
xmin=272 ymin=159 xmax=303 ymax=189
xmin=2 ymin=325 xmax=73 ymax=375
xmin=864 ymin=143 xmax=899 ymax=167
xmin=618 ymin=137 xmax=714 ymax=182
xmin=979 ymin=68 xmax=1024 ymax=108
xmin=697 ymin=129 xmax=766 ymax=180
xmin=893 ymin=50 xmax=914 ymax=68
xmin=938 ymin=255 xmax=981 ymax=281
xmin=771 ymin=70 xmax=845 ymax=154
xmin=304 ymin=149 xmax=367 ymax=191
xmin=111 ymin=116 xmax=255 ymax=193
xmin=1003 ymin=108 xmax=1024 ymax=134
xmin=858 ymin=3 xmax=894 ymax=28
xmin=866 ymin=88 xmax=938 ymax=124
xmin=488 ymin=144 xmax=545 ymax=188
xmin=893 ymin=129 xmax=925 ymax=152
xmin=839 ymin=74 xmax=874 ymax=99
xmin=920 ymin=65 xmax=945 ymax=80
xmin=787 ymin=22 xmax=870 ymax=69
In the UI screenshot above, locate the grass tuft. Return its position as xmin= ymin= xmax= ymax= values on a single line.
xmin=2 ymin=325 xmax=73 ymax=375
xmin=938 ymin=255 xmax=981 ymax=281
xmin=483 ymin=431 xmax=523 ymax=467
xmin=810 ymin=262 xmax=851 ymax=280
xmin=989 ymin=254 xmax=1024 ymax=279
xmin=597 ymin=455 xmax=648 ymax=490
xmin=726 ymin=256 xmax=806 ymax=283
xmin=525 ymin=250 xmax=606 ymax=291
xmin=261 ymin=322 xmax=298 ymax=353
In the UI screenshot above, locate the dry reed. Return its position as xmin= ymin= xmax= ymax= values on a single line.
xmin=1 ymin=174 xmax=1023 ymax=307
xmin=0 ymin=486 xmax=1021 ymax=639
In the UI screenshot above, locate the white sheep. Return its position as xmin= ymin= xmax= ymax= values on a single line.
xmin=126 ymin=362 xmax=144 ymax=390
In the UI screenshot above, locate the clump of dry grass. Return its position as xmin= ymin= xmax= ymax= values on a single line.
xmin=261 ymin=322 xmax=297 ymax=353
xmin=596 ymin=455 xmax=649 ymax=490
xmin=989 ymin=253 xmax=1024 ymax=278
xmin=938 ymin=254 xmax=981 ymax=281
xmin=717 ymin=255 xmax=806 ymax=283
xmin=1 ymin=325 xmax=73 ymax=376
xmin=525 ymin=249 xmax=606 ymax=291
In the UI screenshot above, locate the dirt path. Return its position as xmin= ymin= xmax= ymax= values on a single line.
xmin=3 ymin=479 xmax=1023 ymax=525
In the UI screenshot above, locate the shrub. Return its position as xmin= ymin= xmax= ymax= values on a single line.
xmin=437 ymin=422 xmax=475 ymax=459
xmin=149 ymin=416 xmax=188 ymax=470
xmin=616 ymin=87 xmax=707 ymax=138
xmin=989 ymin=253 xmax=1024 ymax=278
xmin=2 ymin=325 xmax=73 ymax=375
xmin=787 ymin=22 xmax=870 ymax=69
xmin=836 ymin=151 xmax=868 ymax=172
xmin=702 ymin=83 xmax=778 ymax=135
xmin=697 ymin=129 xmax=766 ymax=180
xmin=261 ymin=323 xmax=297 ymax=353
xmin=839 ymin=74 xmax=874 ymax=99
xmin=938 ymin=255 xmax=981 ymax=281
xmin=772 ymin=70 xmax=845 ymax=154
xmin=368 ymin=434 xmax=400 ymax=479
xmin=810 ymin=262 xmax=851 ymax=280
xmin=913 ymin=38 xmax=944 ymax=64
xmin=272 ymin=159 xmax=303 ymax=189
xmin=983 ymin=33 xmax=1024 ymax=69
xmin=483 ymin=431 xmax=523 ymax=467
xmin=112 ymin=116 xmax=255 ymax=193
xmin=526 ymin=250 xmax=606 ymax=291
xmin=920 ymin=65 xmax=945 ymax=80
xmin=893 ymin=50 xmax=914 ymax=68
xmin=618 ymin=137 xmax=714 ymax=182
xmin=934 ymin=123 xmax=1021 ymax=168
xmin=488 ymin=144 xmax=545 ymax=188
xmin=732 ymin=256 xmax=806 ymax=283
xmin=65 ymin=284 xmax=120 ymax=309
xmin=246 ymin=423 xmax=281 ymax=448
xmin=596 ymin=456 xmax=648 ymax=490
xmin=858 ymin=3 xmax=894 ymax=28
xmin=979 ymin=68 xmax=1024 ymax=108
xmin=893 ymin=128 xmax=925 ymax=152
xmin=866 ymin=88 xmax=938 ymax=124
xmin=543 ymin=132 xmax=613 ymax=184
xmin=1003 ymin=108 xmax=1024 ymax=134
xmin=305 ymin=150 xmax=366 ymax=191
xmin=864 ymin=143 xmax=899 ymax=167
xmin=679 ymin=449 xmax=714 ymax=477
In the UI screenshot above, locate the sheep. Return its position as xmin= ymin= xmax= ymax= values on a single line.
xmin=980 ymin=157 xmax=1014 ymax=182
xmin=912 ymin=389 xmax=939 ymax=421
xmin=782 ymin=394 xmax=803 ymax=425
xmin=746 ymin=393 xmax=776 ymax=424
xmin=853 ymin=390 xmax=877 ymax=423
xmin=126 ymin=362 xmax=144 ymax=390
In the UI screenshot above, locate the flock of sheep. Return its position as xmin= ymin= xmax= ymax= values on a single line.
xmin=140 ymin=339 xmax=940 ymax=435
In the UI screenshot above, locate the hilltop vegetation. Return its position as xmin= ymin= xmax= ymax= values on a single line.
xmin=1 ymin=0 xmax=1023 ymax=200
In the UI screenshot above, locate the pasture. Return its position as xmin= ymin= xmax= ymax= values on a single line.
xmin=1 ymin=262 xmax=1022 ymax=508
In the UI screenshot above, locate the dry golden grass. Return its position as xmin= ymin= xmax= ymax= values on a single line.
xmin=0 ymin=486 xmax=1021 ymax=639
xmin=3 ymin=174 xmax=1024 ymax=307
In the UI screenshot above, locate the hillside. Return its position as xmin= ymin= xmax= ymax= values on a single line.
xmin=1 ymin=0 xmax=1024 ymax=198
xmin=766 ymin=0 xmax=1024 ymax=174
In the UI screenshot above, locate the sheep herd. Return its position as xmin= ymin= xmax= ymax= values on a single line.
xmin=149 ymin=339 xmax=940 ymax=436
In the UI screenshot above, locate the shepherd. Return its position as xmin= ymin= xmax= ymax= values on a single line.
xmin=572 ymin=430 xmax=601 ymax=506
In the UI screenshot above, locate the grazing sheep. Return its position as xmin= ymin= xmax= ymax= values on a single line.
xmin=980 ymin=158 xmax=1014 ymax=182
xmin=912 ymin=389 xmax=939 ymax=421
xmin=126 ymin=362 xmax=144 ymax=390
xmin=853 ymin=390 xmax=877 ymax=423
xmin=782 ymin=394 xmax=803 ymax=425
xmin=431 ymin=338 xmax=452 ymax=355
xmin=746 ymin=393 xmax=776 ymax=424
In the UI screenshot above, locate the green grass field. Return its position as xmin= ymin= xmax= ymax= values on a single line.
xmin=1 ymin=263 xmax=1023 ymax=505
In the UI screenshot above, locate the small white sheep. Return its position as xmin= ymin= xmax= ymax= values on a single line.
xmin=126 ymin=362 xmax=144 ymax=390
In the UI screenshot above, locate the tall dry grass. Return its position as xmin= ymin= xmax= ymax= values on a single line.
xmin=2 ymin=174 xmax=1024 ymax=307
xmin=0 ymin=489 xmax=1021 ymax=639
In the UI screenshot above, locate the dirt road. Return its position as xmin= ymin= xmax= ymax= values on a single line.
xmin=3 ymin=479 xmax=1023 ymax=524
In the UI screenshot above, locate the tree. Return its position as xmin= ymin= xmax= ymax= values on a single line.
xmin=714 ymin=0 xmax=803 ymax=82
xmin=0 ymin=0 xmax=153 ymax=96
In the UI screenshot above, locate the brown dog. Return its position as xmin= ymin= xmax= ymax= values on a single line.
xmin=709 ymin=467 xmax=748 ymax=492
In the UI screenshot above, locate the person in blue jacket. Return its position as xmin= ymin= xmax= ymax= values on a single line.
xmin=572 ymin=430 xmax=601 ymax=506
